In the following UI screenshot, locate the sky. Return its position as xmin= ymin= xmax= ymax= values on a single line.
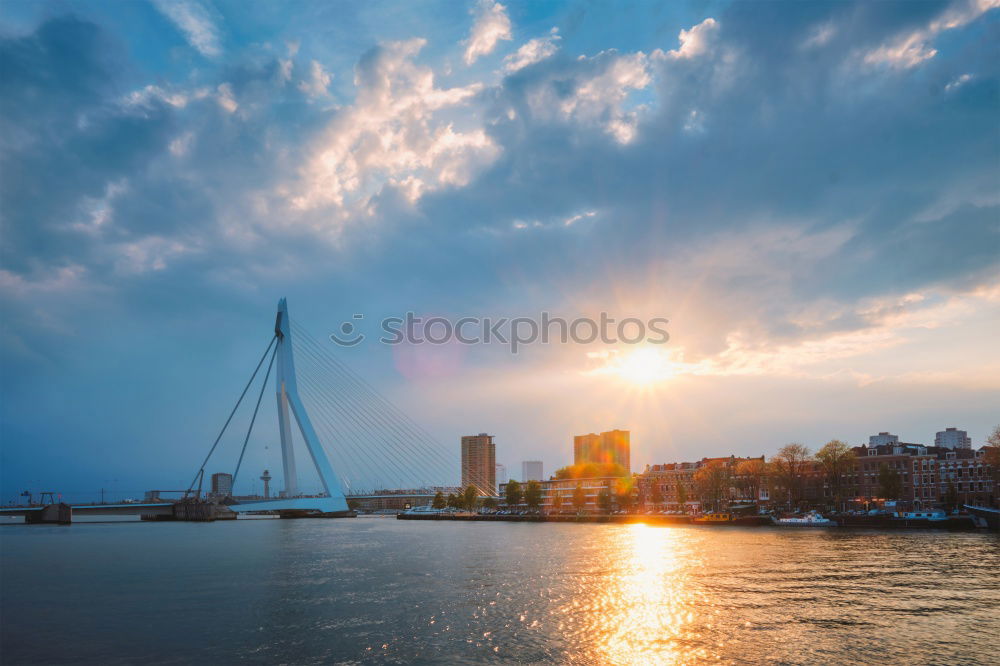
xmin=1 ymin=0 xmax=998 ymax=501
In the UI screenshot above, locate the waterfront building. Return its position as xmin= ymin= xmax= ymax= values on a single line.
xmin=574 ymin=429 xmax=630 ymax=473
xmin=211 ymin=472 xmax=233 ymax=497
xmin=869 ymin=432 xmax=899 ymax=447
xmin=638 ymin=455 xmax=766 ymax=512
xmin=842 ymin=443 xmax=994 ymax=509
xmin=499 ymin=477 xmax=633 ymax=513
xmin=461 ymin=433 xmax=496 ymax=496
xmin=350 ymin=487 xmax=460 ymax=512
xmin=496 ymin=464 xmax=508 ymax=486
xmin=935 ymin=427 xmax=972 ymax=450
xmin=521 ymin=460 xmax=543 ymax=482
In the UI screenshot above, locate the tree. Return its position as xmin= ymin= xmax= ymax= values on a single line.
xmin=597 ymin=487 xmax=613 ymax=513
xmin=553 ymin=463 xmax=628 ymax=480
xmin=505 ymin=479 xmax=523 ymax=508
xmin=943 ymin=479 xmax=959 ymax=512
xmin=650 ymin=482 xmax=663 ymax=508
xmin=771 ymin=443 xmax=812 ymax=507
xmin=815 ymin=440 xmax=856 ymax=511
xmin=572 ymin=483 xmax=586 ymax=512
xmin=462 ymin=485 xmax=479 ymax=511
xmin=446 ymin=493 xmax=459 ymax=508
xmin=877 ymin=464 xmax=902 ymax=501
xmin=735 ymin=458 xmax=768 ymax=504
xmin=694 ymin=461 xmax=730 ymax=512
xmin=524 ymin=480 xmax=542 ymax=510
xmin=676 ymin=483 xmax=688 ymax=512
xmin=432 ymin=491 xmax=446 ymax=509
xmin=482 ymin=497 xmax=498 ymax=509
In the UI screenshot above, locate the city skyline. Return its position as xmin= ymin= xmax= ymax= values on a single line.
xmin=2 ymin=0 xmax=999 ymax=499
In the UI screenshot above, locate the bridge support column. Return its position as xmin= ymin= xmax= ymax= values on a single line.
xmin=25 ymin=503 xmax=72 ymax=525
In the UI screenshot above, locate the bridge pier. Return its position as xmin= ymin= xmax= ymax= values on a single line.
xmin=24 ymin=503 xmax=72 ymax=525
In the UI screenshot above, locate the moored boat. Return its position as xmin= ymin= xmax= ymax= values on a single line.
xmin=692 ymin=512 xmax=732 ymax=524
xmin=775 ymin=511 xmax=835 ymax=527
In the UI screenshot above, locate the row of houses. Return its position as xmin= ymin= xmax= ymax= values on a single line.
xmin=498 ymin=444 xmax=997 ymax=513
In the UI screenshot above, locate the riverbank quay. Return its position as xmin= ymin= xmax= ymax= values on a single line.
xmin=396 ymin=512 xmax=988 ymax=530
xmin=397 ymin=512 xmax=690 ymax=525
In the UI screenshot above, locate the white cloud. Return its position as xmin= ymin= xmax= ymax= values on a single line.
xmin=121 ymin=84 xmax=206 ymax=110
xmin=945 ymin=72 xmax=973 ymax=91
xmin=503 ymin=28 xmax=560 ymax=72
xmin=527 ymin=51 xmax=653 ymax=144
xmin=864 ymin=0 xmax=999 ymax=69
xmin=801 ymin=22 xmax=836 ymax=50
xmin=666 ymin=17 xmax=718 ymax=59
xmin=152 ymin=0 xmax=222 ymax=57
xmin=464 ymin=0 xmax=512 ymax=65
xmin=216 ymin=83 xmax=238 ymax=113
xmin=298 ymin=60 xmax=332 ymax=98
xmin=291 ymin=39 xmax=499 ymax=214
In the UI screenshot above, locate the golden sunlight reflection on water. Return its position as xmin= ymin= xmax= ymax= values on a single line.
xmin=560 ymin=524 xmax=706 ymax=665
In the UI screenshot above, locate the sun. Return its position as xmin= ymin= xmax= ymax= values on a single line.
xmin=607 ymin=347 xmax=678 ymax=386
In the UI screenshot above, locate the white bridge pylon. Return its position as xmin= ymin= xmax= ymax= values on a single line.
xmin=230 ymin=299 xmax=351 ymax=515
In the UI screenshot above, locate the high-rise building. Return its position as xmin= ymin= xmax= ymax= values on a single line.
xmin=522 ymin=460 xmax=544 ymax=482
xmin=935 ymin=427 xmax=972 ymax=449
xmin=211 ymin=472 xmax=233 ymax=497
xmin=869 ymin=432 xmax=899 ymax=447
xmin=495 ymin=463 xmax=508 ymax=486
xmin=461 ymin=433 xmax=496 ymax=496
xmin=574 ymin=429 xmax=630 ymax=473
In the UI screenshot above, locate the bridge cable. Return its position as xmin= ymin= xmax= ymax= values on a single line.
xmin=293 ymin=323 xmax=477 ymax=491
xmin=292 ymin=333 xmax=445 ymax=489
xmin=186 ymin=334 xmax=276 ymax=495
xmin=232 ymin=342 xmax=278 ymax=487
xmin=292 ymin=330 xmax=440 ymax=490
xmin=291 ymin=320 xmax=488 ymax=495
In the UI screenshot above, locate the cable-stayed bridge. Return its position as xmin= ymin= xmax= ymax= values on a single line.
xmin=187 ymin=298 xmax=479 ymax=516
xmin=2 ymin=299 xmax=479 ymax=523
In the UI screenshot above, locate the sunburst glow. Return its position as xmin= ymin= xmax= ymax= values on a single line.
xmin=589 ymin=347 xmax=680 ymax=386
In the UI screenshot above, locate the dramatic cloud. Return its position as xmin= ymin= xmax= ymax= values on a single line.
xmin=464 ymin=0 xmax=512 ymax=65
xmin=1 ymin=2 xmax=998 ymax=496
xmin=292 ymin=38 xmax=497 ymax=214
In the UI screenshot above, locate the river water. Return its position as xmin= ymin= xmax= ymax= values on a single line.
xmin=1 ymin=517 xmax=998 ymax=664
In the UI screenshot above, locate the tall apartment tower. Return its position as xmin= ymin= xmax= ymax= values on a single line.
xmin=461 ymin=433 xmax=496 ymax=496
xmin=574 ymin=429 xmax=630 ymax=473
xmin=211 ymin=472 xmax=233 ymax=497
xmin=521 ymin=460 xmax=544 ymax=482
xmin=935 ymin=427 xmax=972 ymax=449
xmin=495 ymin=463 xmax=508 ymax=486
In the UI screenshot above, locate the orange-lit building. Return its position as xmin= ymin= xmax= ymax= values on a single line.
xmin=574 ymin=429 xmax=630 ymax=473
